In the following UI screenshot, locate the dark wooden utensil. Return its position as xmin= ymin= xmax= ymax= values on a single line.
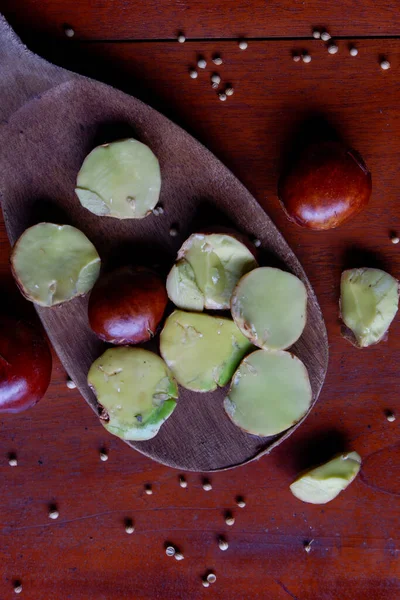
xmin=0 ymin=16 xmax=328 ymax=471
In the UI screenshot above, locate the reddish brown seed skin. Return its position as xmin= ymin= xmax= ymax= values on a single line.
xmin=278 ymin=141 xmax=372 ymax=230
xmin=0 ymin=317 xmax=52 ymax=413
xmin=88 ymin=266 xmax=168 ymax=345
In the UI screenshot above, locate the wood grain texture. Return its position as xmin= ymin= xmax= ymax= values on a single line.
xmin=0 ymin=21 xmax=327 ymax=471
xmin=2 ymin=0 xmax=400 ymax=40
xmin=1 ymin=11 xmax=400 ymax=600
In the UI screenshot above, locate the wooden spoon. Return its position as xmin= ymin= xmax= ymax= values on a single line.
xmin=0 ymin=17 xmax=328 ymax=471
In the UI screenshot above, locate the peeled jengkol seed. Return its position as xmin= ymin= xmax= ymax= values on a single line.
xmin=160 ymin=310 xmax=253 ymax=392
xmin=167 ymin=233 xmax=257 ymax=311
xmin=11 ymin=223 xmax=100 ymax=307
xmin=75 ymin=139 xmax=161 ymax=219
xmin=340 ymin=268 xmax=399 ymax=347
xmin=290 ymin=451 xmax=361 ymax=504
xmin=224 ymin=349 xmax=312 ymax=436
xmin=88 ymin=347 xmax=178 ymax=441
xmin=231 ymin=267 xmax=307 ymax=351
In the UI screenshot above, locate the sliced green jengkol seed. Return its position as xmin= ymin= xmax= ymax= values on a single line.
xmin=224 ymin=349 xmax=312 ymax=436
xmin=11 ymin=223 xmax=100 ymax=307
xmin=88 ymin=347 xmax=178 ymax=441
xmin=160 ymin=310 xmax=253 ymax=392
xmin=340 ymin=268 xmax=399 ymax=347
xmin=167 ymin=233 xmax=257 ymax=310
xmin=75 ymin=139 xmax=161 ymax=219
xmin=290 ymin=451 xmax=362 ymax=504
xmin=231 ymin=267 xmax=307 ymax=351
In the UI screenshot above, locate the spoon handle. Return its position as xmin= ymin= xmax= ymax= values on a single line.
xmin=0 ymin=14 xmax=75 ymax=122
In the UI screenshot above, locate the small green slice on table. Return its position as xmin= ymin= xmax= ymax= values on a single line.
xmin=290 ymin=451 xmax=362 ymax=504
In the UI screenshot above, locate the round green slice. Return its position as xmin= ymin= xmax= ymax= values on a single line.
xmin=224 ymin=349 xmax=312 ymax=437
xmin=290 ymin=451 xmax=362 ymax=504
xmin=11 ymin=223 xmax=100 ymax=307
xmin=88 ymin=347 xmax=178 ymax=441
xmin=160 ymin=310 xmax=253 ymax=392
xmin=75 ymin=138 xmax=161 ymax=219
xmin=231 ymin=267 xmax=307 ymax=351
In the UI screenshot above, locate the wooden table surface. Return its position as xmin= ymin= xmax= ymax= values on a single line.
xmin=1 ymin=2 xmax=400 ymax=599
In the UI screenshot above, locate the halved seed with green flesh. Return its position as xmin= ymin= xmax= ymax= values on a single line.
xmin=290 ymin=451 xmax=362 ymax=504
xmin=160 ymin=310 xmax=253 ymax=392
xmin=167 ymin=233 xmax=258 ymax=310
xmin=340 ymin=268 xmax=399 ymax=347
xmin=231 ymin=267 xmax=307 ymax=350
xmin=224 ymin=349 xmax=312 ymax=436
xmin=88 ymin=347 xmax=178 ymax=441
xmin=75 ymin=139 xmax=161 ymax=219
xmin=11 ymin=223 xmax=100 ymax=307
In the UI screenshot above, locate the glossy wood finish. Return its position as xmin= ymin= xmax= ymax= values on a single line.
xmin=2 ymin=0 xmax=400 ymax=39
xmin=1 ymin=5 xmax=400 ymax=599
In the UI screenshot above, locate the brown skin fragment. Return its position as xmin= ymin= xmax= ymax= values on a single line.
xmin=241 ymin=320 xmax=257 ymax=344
xmin=338 ymin=297 xmax=361 ymax=348
xmin=98 ymin=404 xmax=110 ymax=423
xmin=88 ymin=266 xmax=167 ymax=345
xmin=89 ymin=382 xmax=109 ymax=421
xmin=341 ymin=323 xmax=388 ymax=348
xmin=340 ymin=323 xmax=361 ymax=348
xmin=278 ymin=141 xmax=372 ymax=230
